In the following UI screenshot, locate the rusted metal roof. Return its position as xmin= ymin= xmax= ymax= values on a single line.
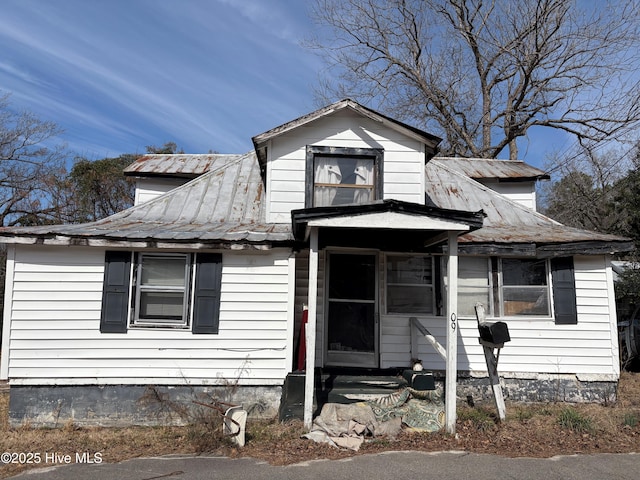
xmin=0 ymin=152 xmax=293 ymax=247
xmin=123 ymin=154 xmax=242 ymax=178
xmin=435 ymin=156 xmax=550 ymax=181
xmin=426 ymin=159 xmax=631 ymax=251
xmin=0 ymin=149 xmax=630 ymax=253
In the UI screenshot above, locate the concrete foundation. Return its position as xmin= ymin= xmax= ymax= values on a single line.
xmin=455 ymin=373 xmax=618 ymax=405
xmin=8 ymin=384 xmax=282 ymax=427
xmin=8 ymin=373 xmax=618 ymax=427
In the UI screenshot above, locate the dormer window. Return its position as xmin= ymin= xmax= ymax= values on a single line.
xmin=306 ymin=146 xmax=383 ymax=207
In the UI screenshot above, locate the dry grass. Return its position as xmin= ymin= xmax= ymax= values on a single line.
xmin=1 ymin=373 xmax=640 ymax=478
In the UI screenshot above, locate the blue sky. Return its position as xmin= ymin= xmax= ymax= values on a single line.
xmin=0 ymin=0 xmax=324 ymax=158
xmin=0 ymin=0 xmax=569 ymax=167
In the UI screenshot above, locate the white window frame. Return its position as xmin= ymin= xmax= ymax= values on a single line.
xmin=498 ymin=258 xmax=552 ymax=318
xmin=385 ymin=254 xmax=436 ymax=315
xmin=456 ymin=256 xmax=554 ymax=318
xmin=132 ymin=252 xmax=193 ymax=328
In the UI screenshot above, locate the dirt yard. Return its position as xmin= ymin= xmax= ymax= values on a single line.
xmin=1 ymin=373 xmax=639 ymax=478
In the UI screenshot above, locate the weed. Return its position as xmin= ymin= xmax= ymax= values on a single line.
xmin=136 ymin=360 xmax=253 ymax=451
xmin=512 ymin=406 xmax=535 ymax=422
xmin=246 ymin=418 xmax=302 ymax=444
xmin=61 ymin=419 xmax=79 ymax=433
xmin=622 ymin=412 xmax=639 ymax=428
xmin=184 ymin=413 xmax=230 ymax=452
xmin=538 ymin=406 xmax=557 ymax=416
xmin=458 ymin=407 xmax=497 ymax=432
xmin=556 ymin=407 xmax=594 ymax=433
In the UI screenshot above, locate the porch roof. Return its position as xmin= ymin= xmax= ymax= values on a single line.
xmin=291 ymin=199 xmax=485 ymax=243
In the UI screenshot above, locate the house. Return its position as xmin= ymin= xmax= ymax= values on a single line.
xmin=0 ymin=99 xmax=632 ymax=429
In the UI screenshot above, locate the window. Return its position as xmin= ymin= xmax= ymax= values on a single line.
xmin=133 ymin=253 xmax=191 ymax=327
xmin=458 ymin=257 xmax=492 ymax=317
xmin=500 ymin=258 xmax=550 ymax=316
xmin=100 ymin=251 xmax=222 ymax=334
xmin=457 ymin=256 xmax=575 ymax=323
xmin=306 ymin=146 xmax=383 ymax=207
xmin=386 ymin=255 xmax=435 ymax=314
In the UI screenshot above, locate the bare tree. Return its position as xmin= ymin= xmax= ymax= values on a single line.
xmin=0 ymin=93 xmax=68 ymax=226
xmin=311 ymin=0 xmax=640 ymax=159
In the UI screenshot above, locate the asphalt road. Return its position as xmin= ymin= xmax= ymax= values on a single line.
xmin=4 ymin=451 xmax=640 ymax=480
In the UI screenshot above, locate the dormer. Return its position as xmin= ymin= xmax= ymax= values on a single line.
xmin=124 ymin=154 xmax=242 ymax=205
xmin=435 ymin=157 xmax=550 ymax=211
xmin=252 ymin=99 xmax=442 ymax=223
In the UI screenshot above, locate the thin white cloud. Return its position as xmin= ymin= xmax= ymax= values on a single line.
xmin=0 ymin=0 xmax=320 ymax=157
xmin=214 ymin=0 xmax=309 ymax=44
xmin=0 ymin=61 xmax=51 ymax=90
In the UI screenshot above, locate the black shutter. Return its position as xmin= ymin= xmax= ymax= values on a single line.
xmin=192 ymin=253 xmax=223 ymax=334
xmin=100 ymin=251 xmax=131 ymax=333
xmin=551 ymin=257 xmax=577 ymax=325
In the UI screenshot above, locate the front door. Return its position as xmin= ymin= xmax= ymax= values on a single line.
xmin=325 ymin=252 xmax=378 ymax=368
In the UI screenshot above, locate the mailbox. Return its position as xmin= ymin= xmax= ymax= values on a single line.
xmin=402 ymin=369 xmax=436 ymax=391
xmin=478 ymin=321 xmax=510 ymax=344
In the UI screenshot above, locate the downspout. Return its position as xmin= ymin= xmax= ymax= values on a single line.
xmin=304 ymin=227 xmax=319 ymax=430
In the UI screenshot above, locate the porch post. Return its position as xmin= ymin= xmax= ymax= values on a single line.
xmin=304 ymin=227 xmax=319 ymax=430
xmin=445 ymin=231 xmax=459 ymax=434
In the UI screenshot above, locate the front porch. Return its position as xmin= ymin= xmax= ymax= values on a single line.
xmin=290 ymin=199 xmax=484 ymax=433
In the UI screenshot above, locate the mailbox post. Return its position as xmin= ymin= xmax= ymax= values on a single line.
xmin=475 ymin=303 xmax=510 ymax=421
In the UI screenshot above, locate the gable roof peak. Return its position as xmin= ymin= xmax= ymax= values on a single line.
xmin=251 ymin=99 xmax=441 ymax=167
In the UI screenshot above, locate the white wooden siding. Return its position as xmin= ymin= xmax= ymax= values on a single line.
xmin=405 ymin=255 xmax=618 ymax=377
xmin=134 ymin=178 xmax=187 ymax=205
xmin=478 ymin=180 xmax=538 ymax=211
xmin=293 ymin=249 xmax=618 ymax=378
xmin=266 ymin=110 xmax=427 ymax=223
xmin=3 ymin=245 xmax=295 ymax=386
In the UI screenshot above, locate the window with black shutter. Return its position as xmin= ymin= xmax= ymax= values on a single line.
xmin=100 ymin=251 xmax=222 ymax=333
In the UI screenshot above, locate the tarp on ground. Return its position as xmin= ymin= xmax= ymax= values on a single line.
xmin=302 ymin=388 xmax=445 ymax=450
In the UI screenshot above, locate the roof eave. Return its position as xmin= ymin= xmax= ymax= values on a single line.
xmin=481 ymin=174 xmax=551 ymax=182
xmin=458 ymin=239 xmax=634 ymax=257
xmin=0 ymin=233 xmax=293 ymax=250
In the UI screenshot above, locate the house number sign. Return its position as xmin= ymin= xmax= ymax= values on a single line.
xmin=450 ymin=312 xmax=457 ymax=331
